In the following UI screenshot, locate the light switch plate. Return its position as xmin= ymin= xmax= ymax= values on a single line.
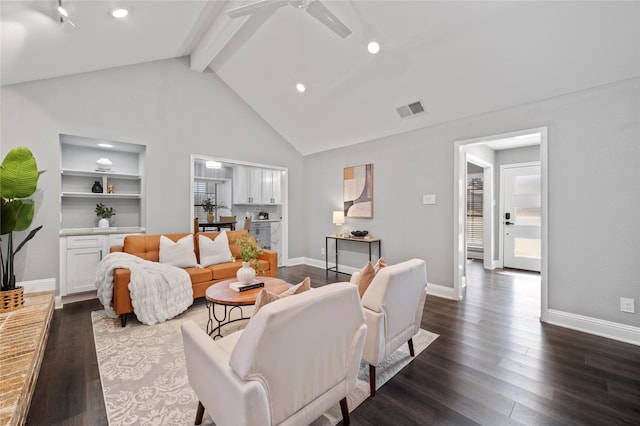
xmin=423 ymin=194 xmax=436 ymax=205
xmin=620 ymin=297 xmax=635 ymax=313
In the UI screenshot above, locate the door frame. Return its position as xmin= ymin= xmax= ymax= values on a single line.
xmin=190 ymin=154 xmax=289 ymax=266
xmin=499 ymin=161 xmax=541 ymax=270
xmin=466 ymin=154 xmax=495 ymax=271
xmin=453 ymin=127 xmax=548 ymax=322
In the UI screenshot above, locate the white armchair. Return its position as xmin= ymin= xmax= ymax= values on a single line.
xmin=351 ymin=258 xmax=428 ymax=396
xmin=181 ymin=282 xmax=367 ymax=426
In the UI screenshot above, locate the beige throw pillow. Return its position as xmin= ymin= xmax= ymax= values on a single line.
xmin=374 ymin=257 xmax=387 ymax=273
xmin=357 ymin=262 xmax=376 ymax=298
xmin=254 ymin=277 xmax=311 ymax=314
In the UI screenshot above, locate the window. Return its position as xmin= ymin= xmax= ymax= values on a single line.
xmin=466 ymin=173 xmax=483 ymax=248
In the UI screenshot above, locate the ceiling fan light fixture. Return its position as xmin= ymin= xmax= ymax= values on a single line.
xmin=367 ymin=41 xmax=380 ymax=54
xmin=296 ymin=83 xmax=306 ymax=93
xmin=111 ymin=8 xmax=129 ymax=18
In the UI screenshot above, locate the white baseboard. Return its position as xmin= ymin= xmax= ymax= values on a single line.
xmin=294 ymin=258 xmax=358 ymax=276
xmin=546 ymin=309 xmax=640 ymax=346
xmin=18 ymin=278 xmax=56 ymax=294
xmin=62 ymin=290 xmax=98 ymax=306
xmin=55 ymin=296 xmax=63 ymax=309
xmin=426 ymin=283 xmax=458 ymax=300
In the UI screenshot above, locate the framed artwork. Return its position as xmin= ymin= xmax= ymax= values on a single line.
xmin=343 ymin=163 xmax=373 ymax=218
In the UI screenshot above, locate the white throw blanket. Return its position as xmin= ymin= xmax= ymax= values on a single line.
xmin=95 ymin=252 xmax=193 ymax=325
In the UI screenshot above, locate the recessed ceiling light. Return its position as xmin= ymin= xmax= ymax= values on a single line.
xmin=296 ymin=83 xmax=306 ymax=93
xmin=57 ymin=6 xmax=68 ymax=17
xmin=367 ymin=41 xmax=380 ymax=54
xmin=111 ymin=8 xmax=129 ymax=18
xmin=98 ymin=143 xmax=114 ymax=148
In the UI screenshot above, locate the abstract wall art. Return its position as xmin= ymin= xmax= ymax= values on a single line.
xmin=343 ymin=163 xmax=373 ymax=218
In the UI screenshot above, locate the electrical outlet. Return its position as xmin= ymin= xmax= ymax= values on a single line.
xmin=320 ymin=247 xmax=325 ymax=256
xmin=620 ymin=297 xmax=635 ymax=313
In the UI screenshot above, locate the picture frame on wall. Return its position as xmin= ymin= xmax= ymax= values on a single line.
xmin=343 ymin=163 xmax=373 ymax=218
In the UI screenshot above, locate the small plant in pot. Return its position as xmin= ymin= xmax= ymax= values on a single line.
xmin=232 ymin=235 xmax=264 ymax=284
xmin=95 ymin=203 xmax=116 ymax=228
xmin=1 ymin=147 xmax=45 ymax=312
xmin=201 ymin=198 xmax=227 ymax=223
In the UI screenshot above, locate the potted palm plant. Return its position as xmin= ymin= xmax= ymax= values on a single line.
xmin=1 ymin=147 xmax=44 ymax=312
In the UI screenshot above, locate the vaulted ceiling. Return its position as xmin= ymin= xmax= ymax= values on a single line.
xmin=2 ymin=1 xmax=639 ymax=155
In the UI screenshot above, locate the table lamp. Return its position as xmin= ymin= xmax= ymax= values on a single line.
xmin=333 ymin=211 xmax=345 ymax=237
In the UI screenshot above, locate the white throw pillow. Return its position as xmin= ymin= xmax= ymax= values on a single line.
xmin=199 ymin=232 xmax=233 ymax=267
xmin=159 ymin=235 xmax=197 ymax=268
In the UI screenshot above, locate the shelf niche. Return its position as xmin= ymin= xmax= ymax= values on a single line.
xmin=60 ymin=134 xmax=146 ymax=229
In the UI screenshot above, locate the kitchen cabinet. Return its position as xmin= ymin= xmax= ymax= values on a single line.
xmin=261 ymin=169 xmax=282 ymax=204
xmin=233 ymin=165 xmax=282 ymax=205
xmin=233 ymin=165 xmax=262 ymax=204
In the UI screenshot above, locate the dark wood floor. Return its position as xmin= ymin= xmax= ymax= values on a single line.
xmin=27 ymin=261 xmax=640 ymax=425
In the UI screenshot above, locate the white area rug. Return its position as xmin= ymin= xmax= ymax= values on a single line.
xmin=92 ymin=305 xmax=438 ymax=426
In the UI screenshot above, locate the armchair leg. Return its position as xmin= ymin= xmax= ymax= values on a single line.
xmin=408 ymin=337 xmax=415 ymax=357
xmin=120 ymin=314 xmax=127 ymax=327
xmin=195 ymin=401 xmax=205 ymax=425
xmin=369 ymin=364 xmax=376 ymax=397
xmin=339 ymin=397 xmax=350 ymax=425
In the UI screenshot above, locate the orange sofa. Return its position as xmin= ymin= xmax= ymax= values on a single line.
xmin=109 ymin=230 xmax=278 ymax=326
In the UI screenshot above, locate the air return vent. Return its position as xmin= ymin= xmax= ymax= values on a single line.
xmin=396 ymin=100 xmax=426 ymax=119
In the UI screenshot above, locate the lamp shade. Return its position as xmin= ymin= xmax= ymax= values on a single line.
xmin=333 ymin=211 xmax=344 ymax=225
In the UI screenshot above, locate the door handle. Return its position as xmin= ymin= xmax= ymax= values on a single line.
xmin=505 ymin=221 xmax=513 ymax=226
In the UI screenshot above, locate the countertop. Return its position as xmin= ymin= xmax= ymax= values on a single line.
xmin=60 ymin=226 xmax=146 ymax=236
xmin=249 ymin=219 xmax=281 ymax=223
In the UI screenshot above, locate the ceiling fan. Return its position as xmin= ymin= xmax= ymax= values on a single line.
xmin=226 ymin=0 xmax=352 ymax=38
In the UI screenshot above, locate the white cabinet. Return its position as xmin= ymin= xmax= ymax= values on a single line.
xmin=62 ymin=235 xmax=105 ymax=295
xmin=60 ymin=232 xmax=141 ymax=296
xmin=233 ymin=165 xmax=262 ymax=204
xmin=233 ymin=166 xmax=282 ymax=205
xmin=261 ymin=169 xmax=282 ymax=204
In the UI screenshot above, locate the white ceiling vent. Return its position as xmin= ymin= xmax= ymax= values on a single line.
xmin=396 ymin=101 xmax=426 ymax=119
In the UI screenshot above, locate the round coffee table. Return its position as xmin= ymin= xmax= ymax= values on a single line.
xmin=205 ymin=276 xmax=289 ymax=339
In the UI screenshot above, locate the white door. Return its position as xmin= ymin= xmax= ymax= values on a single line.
xmin=503 ymin=164 xmax=541 ymax=271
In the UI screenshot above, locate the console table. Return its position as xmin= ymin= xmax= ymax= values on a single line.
xmin=325 ymin=235 xmax=382 ymax=277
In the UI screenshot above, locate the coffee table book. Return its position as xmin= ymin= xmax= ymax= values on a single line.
xmin=229 ymin=280 xmax=265 ymax=292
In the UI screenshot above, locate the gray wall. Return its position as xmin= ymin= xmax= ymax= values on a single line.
xmin=304 ymin=78 xmax=639 ymax=328
xmin=0 ymin=57 xmax=304 ymax=293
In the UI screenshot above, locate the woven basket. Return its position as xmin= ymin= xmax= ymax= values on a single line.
xmin=1 ymin=287 xmax=24 ymax=313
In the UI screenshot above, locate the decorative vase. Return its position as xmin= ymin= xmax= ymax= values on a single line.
xmin=98 ymin=218 xmax=109 ymax=228
xmin=236 ymin=261 xmax=256 ymax=284
xmin=92 ymin=180 xmax=103 ymax=193
xmin=0 ymin=286 xmax=24 ymax=313
xmin=207 ymin=213 xmax=214 ymax=223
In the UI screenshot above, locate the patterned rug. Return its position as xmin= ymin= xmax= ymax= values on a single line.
xmin=92 ymin=304 xmax=438 ymax=426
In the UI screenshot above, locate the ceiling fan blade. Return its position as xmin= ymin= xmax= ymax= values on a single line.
xmin=305 ymin=0 xmax=352 ymax=38
xmin=227 ymin=0 xmax=288 ymax=18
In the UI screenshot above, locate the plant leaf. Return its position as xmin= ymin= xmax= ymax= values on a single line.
xmin=0 ymin=146 xmax=41 ymax=199
xmin=12 ymin=199 xmax=35 ymax=231
xmin=0 ymin=199 xmax=17 ymax=235
xmin=13 ymin=225 xmax=43 ymax=254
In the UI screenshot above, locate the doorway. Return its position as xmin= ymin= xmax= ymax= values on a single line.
xmin=454 ymin=127 xmax=548 ymax=321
